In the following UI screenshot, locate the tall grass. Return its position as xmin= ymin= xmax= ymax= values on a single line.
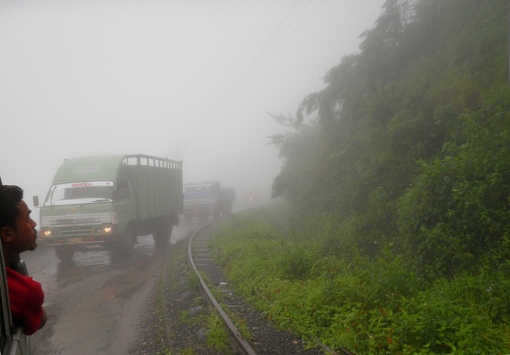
xmin=211 ymin=209 xmax=510 ymax=354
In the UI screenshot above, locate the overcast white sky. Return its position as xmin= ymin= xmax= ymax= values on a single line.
xmin=0 ymin=0 xmax=384 ymax=216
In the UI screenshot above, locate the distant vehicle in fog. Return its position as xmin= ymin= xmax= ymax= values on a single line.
xmin=33 ymin=154 xmax=183 ymax=261
xmin=220 ymin=187 xmax=236 ymax=216
xmin=183 ymin=182 xmax=236 ymax=221
xmin=183 ymin=181 xmax=224 ymax=221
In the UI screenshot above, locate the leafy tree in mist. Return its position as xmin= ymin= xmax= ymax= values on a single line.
xmin=269 ymin=114 xmax=323 ymax=217
xmin=398 ymin=87 xmax=510 ymax=277
xmin=271 ymin=0 xmax=510 ymax=270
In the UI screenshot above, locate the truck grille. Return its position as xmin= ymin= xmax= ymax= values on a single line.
xmin=42 ymin=212 xmax=111 ymax=227
xmin=59 ymin=225 xmax=96 ymax=237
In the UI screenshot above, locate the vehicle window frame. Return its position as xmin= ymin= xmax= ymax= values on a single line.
xmin=0 ymin=244 xmax=13 ymax=337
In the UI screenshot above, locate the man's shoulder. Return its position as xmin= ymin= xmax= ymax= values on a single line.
xmin=6 ymin=266 xmax=43 ymax=301
xmin=6 ymin=266 xmax=20 ymax=276
xmin=6 ymin=267 xmax=36 ymax=285
xmin=6 ymin=267 xmax=26 ymax=280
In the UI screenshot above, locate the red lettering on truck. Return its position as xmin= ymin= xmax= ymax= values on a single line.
xmin=71 ymin=183 xmax=92 ymax=187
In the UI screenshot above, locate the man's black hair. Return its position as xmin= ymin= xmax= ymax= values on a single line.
xmin=0 ymin=181 xmax=24 ymax=230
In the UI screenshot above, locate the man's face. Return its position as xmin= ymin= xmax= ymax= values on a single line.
xmin=12 ymin=200 xmax=38 ymax=253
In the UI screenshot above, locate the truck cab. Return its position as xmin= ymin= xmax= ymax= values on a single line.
xmin=35 ymin=154 xmax=183 ymax=261
xmin=183 ymin=181 xmax=222 ymax=221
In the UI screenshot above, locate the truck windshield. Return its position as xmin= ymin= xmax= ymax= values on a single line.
xmin=184 ymin=185 xmax=212 ymax=197
xmin=44 ymin=181 xmax=114 ymax=206
xmin=185 ymin=185 xmax=211 ymax=193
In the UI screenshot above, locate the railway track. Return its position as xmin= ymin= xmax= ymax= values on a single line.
xmin=187 ymin=222 xmax=354 ymax=355
xmin=188 ymin=222 xmax=257 ymax=354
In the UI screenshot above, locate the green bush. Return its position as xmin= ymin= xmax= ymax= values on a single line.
xmin=398 ymin=87 xmax=510 ymax=278
xmin=212 ymin=209 xmax=510 ymax=353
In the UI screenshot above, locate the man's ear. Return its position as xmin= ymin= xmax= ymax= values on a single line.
xmin=0 ymin=226 xmax=15 ymax=243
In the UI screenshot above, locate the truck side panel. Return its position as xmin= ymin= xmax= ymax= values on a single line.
xmin=126 ymin=156 xmax=183 ymax=222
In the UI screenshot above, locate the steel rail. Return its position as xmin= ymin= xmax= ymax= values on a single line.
xmin=188 ymin=225 xmax=257 ymax=355
xmin=188 ymin=223 xmax=355 ymax=355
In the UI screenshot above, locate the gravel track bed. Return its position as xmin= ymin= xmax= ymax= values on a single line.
xmin=129 ymin=227 xmax=325 ymax=354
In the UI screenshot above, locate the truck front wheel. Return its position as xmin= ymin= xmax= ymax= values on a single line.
xmin=55 ymin=245 xmax=75 ymax=261
xmin=153 ymin=223 xmax=172 ymax=245
xmin=119 ymin=230 xmax=135 ymax=255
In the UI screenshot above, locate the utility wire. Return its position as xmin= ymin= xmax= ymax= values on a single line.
xmin=212 ymin=0 xmax=326 ymax=113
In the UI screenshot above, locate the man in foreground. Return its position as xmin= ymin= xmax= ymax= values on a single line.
xmin=0 ymin=183 xmax=47 ymax=335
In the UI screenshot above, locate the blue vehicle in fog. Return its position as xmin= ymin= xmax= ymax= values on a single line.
xmin=183 ymin=181 xmax=223 ymax=221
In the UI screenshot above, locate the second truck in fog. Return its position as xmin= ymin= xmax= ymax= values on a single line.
xmin=34 ymin=154 xmax=183 ymax=261
xmin=183 ymin=181 xmax=235 ymax=221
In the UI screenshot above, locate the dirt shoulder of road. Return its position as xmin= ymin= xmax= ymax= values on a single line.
xmin=129 ymin=236 xmax=217 ymax=354
xmin=32 ymin=245 xmax=170 ymax=354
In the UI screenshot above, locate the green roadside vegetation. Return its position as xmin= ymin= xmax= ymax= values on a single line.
xmin=211 ymin=1 xmax=510 ymax=353
xmin=212 ymin=209 xmax=510 ymax=354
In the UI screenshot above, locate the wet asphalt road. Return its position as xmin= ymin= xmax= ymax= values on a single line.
xmin=21 ymin=219 xmax=196 ymax=355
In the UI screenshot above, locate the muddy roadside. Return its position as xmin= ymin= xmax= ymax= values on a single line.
xmin=31 ymin=243 xmax=171 ymax=355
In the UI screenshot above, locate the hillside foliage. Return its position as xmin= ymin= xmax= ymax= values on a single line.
xmin=210 ymin=0 xmax=510 ymax=353
xmin=270 ymin=0 xmax=510 ymax=278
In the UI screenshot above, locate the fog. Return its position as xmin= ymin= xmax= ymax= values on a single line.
xmin=0 ymin=0 xmax=383 ymax=219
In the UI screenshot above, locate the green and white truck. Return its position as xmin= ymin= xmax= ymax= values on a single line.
xmin=34 ymin=154 xmax=183 ymax=261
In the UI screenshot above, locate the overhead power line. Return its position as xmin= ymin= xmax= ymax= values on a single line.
xmin=212 ymin=0 xmax=327 ymax=113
